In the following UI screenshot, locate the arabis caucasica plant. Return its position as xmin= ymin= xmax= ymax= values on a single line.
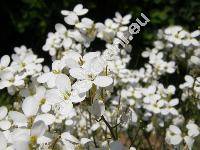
xmin=0 ymin=4 xmax=199 ymax=150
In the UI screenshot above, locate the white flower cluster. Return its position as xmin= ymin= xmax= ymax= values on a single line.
xmin=0 ymin=4 xmax=199 ymax=150
xmin=0 ymin=46 xmax=44 ymax=95
xmin=166 ymin=121 xmax=200 ymax=150
xmin=143 ymin=26 xmax=200 ymax=68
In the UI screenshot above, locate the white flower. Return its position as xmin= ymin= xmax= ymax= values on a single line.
xmin=114 ymin=12 xmax=132 ymax=25
xmin=70 ymin=56 xmax=113 ymax=93
xmin=11 ymin=121 xmax=47 ymax=149
xmin=63 ymin=51 xmax=100 ymax=69
xmin=42 ymin=74 xmax=85 ymax=111
xmin=9 ymin=96 xmax=39 ymax=127
xmin=11 ymin=46 xmax=44 ymax=75
xmin=61 ymin=4 xmax=88 ymax=25
xmin=164 ymin=26 xmax=183 ymax=35
xmin=0 ymin=71 xmax=24 ymax=89
xmin=186 ymin=121 xmax=199 ymax=137
xmin=179 ymin=75 xmax=194 ymax=89
xmin=166 ymin=125 xmax=183 ymax=145
xmin=76 ymin=17 xmax=94 ymax=29
xmin=37 ymin=60 xmax=66 ymax=88
xmin=161 ymin=98 xmax=179 ymax=116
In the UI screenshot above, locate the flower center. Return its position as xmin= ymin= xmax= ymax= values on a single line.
xmin=52 ymin=70 xmax=61 ymax=74
xmin=64 ymin=92 xmax=71 ymax=100
xmin=78 ymin=57 xmax=85 ymax=66
xmin=30 ymin=136 xmax=37 ymax=144
xmin=87 ymin=73 xmax=96 ymax=81
xmin=40 ymin=98 xmax=46 ymax=105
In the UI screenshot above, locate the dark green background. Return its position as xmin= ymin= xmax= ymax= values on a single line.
xmin=0 ymin=0 xmax=199 ymax=66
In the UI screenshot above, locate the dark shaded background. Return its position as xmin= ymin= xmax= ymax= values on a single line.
xmin=0 ymin=0 xmax=199 ymax=67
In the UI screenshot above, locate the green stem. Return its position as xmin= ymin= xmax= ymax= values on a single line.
xmin=101 ymin=115 xmax=117 ymax=140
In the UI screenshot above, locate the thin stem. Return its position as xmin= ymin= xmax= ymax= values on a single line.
xmin=88 ymin=90 xmax=98 ymax=147
xmin=101 ymin=115 xmax=117 ymax=140
xmin=89 ymin=112 xmax=98 ymax=148
xmin=51 ymin=135 xmax=61 ymax=149
xmin=115 ymin=95 xmax=121 ymax=138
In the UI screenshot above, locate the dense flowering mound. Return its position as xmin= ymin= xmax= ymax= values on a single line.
xmin=0 ymin=4 xmax=199 ymax=150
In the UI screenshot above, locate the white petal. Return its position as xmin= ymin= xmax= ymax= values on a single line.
xmin=41 ymin=104 xmax=51 ymax=113
xmin=64 ymin=51 xmax=81 ymax=68
xmin=64 ymin=13 xmax=79 ymax=25
xmin=167 ymin=85 xmax=175 ymax=94
xmin=72 ymin=80 xmax=93 ymax=93
xmin=69 ymin=68 xmax=87 ymax=80
xmin=80 ymin=138 xmax=92 ymax=145
xmin=191 ymin=56 xmax=200 ymax=65
xmin=11 ymin=128 xmax=30 ymax=142
xmin=1 ymin=55 xmax=10 ymax=67
xmin=0 ymin=131 xmax=7 ymax=149
xmin=0 ymin=81 xmax=11 ymax=89
xmin=122 ymin=14 xmax=132 ymax=24
xmin=65 ymin=58 xmax=80 ymax=68
xmin=46 ymin=89 xmax=62 ymax=105
xmin=13 ymin=141 xmax=29 ymax=150
xmin=169 ymin=98 xmax=179 ymax=106
xmin=35 ymin=86 xmax=46 ymax=99
xmin=35 ymin=113 xmax=55 ymax=125
xmin=184 ymin=136 xmax=194 ymax=150
xmin=31 ymin=121 xmax=47 ymax=137
xmin=84 ymin=57 xmax=105 ymax=75
xmin=61 ymin=132 xmax=79 ymax=143
xmin=55 ymin=23 xmax=66 ymax=34
xmin=0 ymin=120 xmax=11 ymax=130
xmin=22 ymin=97 xmax=39 ymax=117
xmin=191 ymin=30 xmax=200 ymax=37
xmin=161 ymin=109 xmax=169 ymax=115
xmin=61 ymin=10 xmax=70 ymax=16
xmin=69 ymin=91 xmax=86 ymax=103
xmin=37 ymin=136 xmax=52 ymax=144
xmin=8 ymin=111 xmax=27 ymax=127
xmin=169 ymin=108 xmax=178 ymax=115
xmin=170 ymin=135 xmax=182 ymax=145
xmin=56 ymin=74 xmax=71 ymax=93
xmin=52 ymin=60 xmax=65 ymax=72
xmin=91 ymin=122 xmax=100 ymax=131
xmin=94 ymin=76 xmax=113 ymax=87
xmin=63 ymin=38 xmax=72 ymax=49
xmin=58 ymin=101 xmax=73 ymax=115
xmin=73 ymin=4 xmax=88 ymax=16
xmin=83 ymin=52 xmax=101 ymax=62
xmin=185 ymin=75 xmax=194 ymax=84
xmin=0 ymin=106 xmax=8 ymax=120
xmin=37 ymin=72 xmax=52 ymax=83
xmin=65 ymin=120 xmax=73 ymax=126
xmin=130 ymin=109 xmax=138 ymax=123
xmin=169 ymin=125 xmax=181 ymax=134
